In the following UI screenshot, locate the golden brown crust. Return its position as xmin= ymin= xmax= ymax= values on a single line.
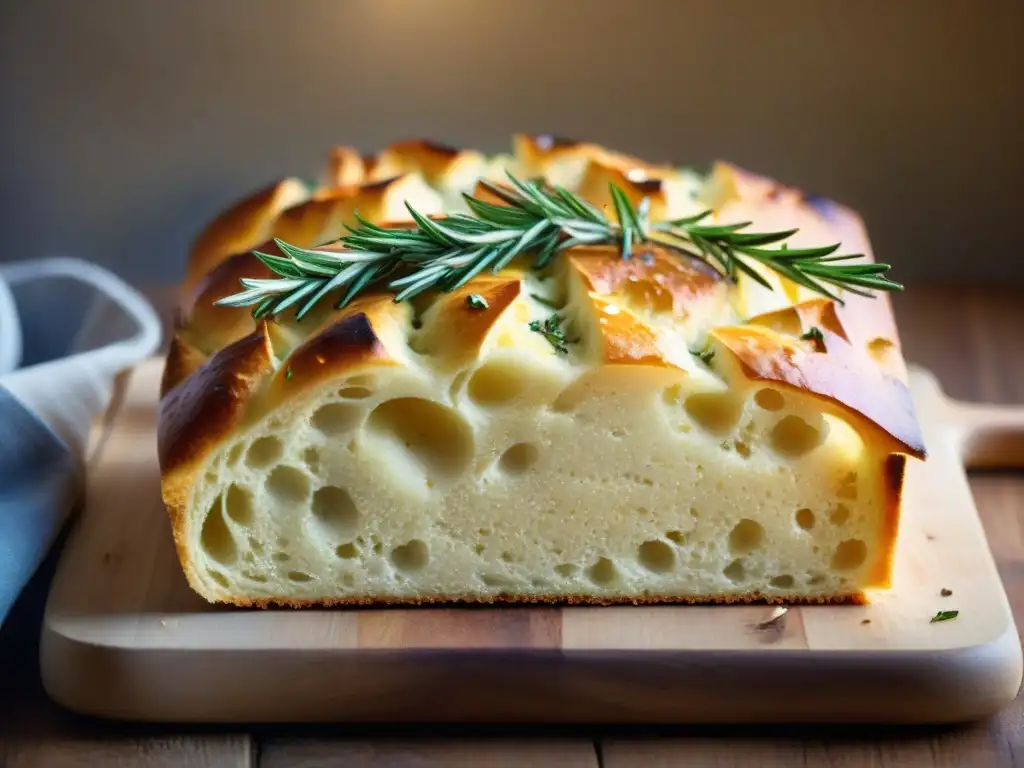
xmin=869 ymin=454 xmax=908 ymax=587
xmin=185 ymin=178 xmax=309 ymax=296
xmin=157 ymin=324 xmax=275 ymax=478
xmin=180 ymin=249 xmax=270 ymax=354
xmin=747 ymin=299 xmax=850 ymax=343
xmin=370 ymin=139 xmax=486 ymax=187
xmin=263 ymin=297 xmax=406 ymax=406
xmin=569 ymin=245 xmax=725 ymax=318
xmin=202 ymin=589 xmax=866 ymax=610
xmin=161 ymin=334 xmax=208 ymax=397
xmin=413 ymin=275 xmax=523 ymax=367
xmin=712 ymin=323 xmax=926 ymax=459
xmin=322 ymin=145 xmax=366 ymax=188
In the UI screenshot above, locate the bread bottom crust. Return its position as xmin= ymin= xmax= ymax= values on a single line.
xmin=201 ymin=590 xmax=867 ymax=609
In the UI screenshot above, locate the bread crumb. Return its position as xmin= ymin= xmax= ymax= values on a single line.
xmin=861 ymin=618 xmax=871 ymax=625
xmin=941 ymin=588 xmax=953 ymax=597
xmin=756 ymin=605 xmax=788 ymax=629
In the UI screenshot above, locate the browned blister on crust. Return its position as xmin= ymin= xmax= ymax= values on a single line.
xmin=711 ymin=321 xmax=925 ymax=459
xmin=185 ymin=179 xmax=309 ymax=296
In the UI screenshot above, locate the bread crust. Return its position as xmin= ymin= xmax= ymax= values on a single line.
xmin=194 ymin=589 xmax=866 ymax=610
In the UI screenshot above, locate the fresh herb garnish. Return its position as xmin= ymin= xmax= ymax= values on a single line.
xmin=695 ymin=348 xmax=715 ymax=366
xmin=930 ymin=610 xmax=959 ymax=623
xmin=529 ymin=313 xmax=574 ymax=355
xmin=216 ymin=171 xmax=903 ymax=320
xmin=800 ymin=326 xmax=825 ymax=345
xmin=285 ymin=368 xmax=293 ymax=381
xmin=466 ymin=294 xmax=488 ymax=310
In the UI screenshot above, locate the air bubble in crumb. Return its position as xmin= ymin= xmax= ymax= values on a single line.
xmin=266 ymin=466 xmax=311 ymax=504
xmin=482 ymin=573 xmax=513 ymax=588
xmin=729 ymin=519 xmax=765 ymax=554
xmin=224 ymin=484 xmax=253 ymax=526
xmin=287 ymin=571 xmax=313 ymax=582
xmin=662 ymin=384 xmax=682 ymax=406
xmin=207 ymin=570 xmax=230 ymax=589
xmin=338 ymin=386 xmax=372 ymax=399
xmin=227 ymin=443 xmax=244 ymax=466
xmin=796 ymin=508 xmax=816 ymax=530
xmin=390 ymin=539 xmax=429 ymax=573
xmin=723 ymin=559 xmax=746 ymax=582
xmin=246 ymin=436 xmax=283 ymax=469
xmin=637 ymin=540 xmax=675 ymax=573
xmin=831 ymin=539 xmax=868 ymax=571
xmin=587 ymin=557 xmax=618 ymax=586
xmin=770 ymin=574 xmax=795 ymax=588
xmin=335 ymin=542 xmax=359 ymax=559
xmin=200 ymin=499 xmax=237 ymax=565
xmin=311 ymin=486 xmax=360 ymax=539
xmin=666 ymin=531 xmax=686 ymax=544
xmin=685 ymin=392 xmax=741 ymax=435
xmin=770 ymin=414 xmax=824 ymax=457
xmin=754 ymin=388 xmax=785 ymax=411
xmin=312 ymin=402 xmax=362 ymax=436
xmin=555 ymin=563 xmax=577 ymax=578
xmin=467 ymin=362 xmax=525 ymax=405
xmin=367 ymin=397 xmax=474 ymax=478
xmin=303 ymin=447 xmax=322 ymax=475
xmin=828 ymin=504 xmax=851 ymax=526
xmin=499 ymin=443 xmax=540 ymax=474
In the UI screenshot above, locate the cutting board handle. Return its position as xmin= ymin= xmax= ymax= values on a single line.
xmin=946 ymin=399 xmax=1024 ymax=469
xmin=908 ymin=365 xmax=1024 ymax=469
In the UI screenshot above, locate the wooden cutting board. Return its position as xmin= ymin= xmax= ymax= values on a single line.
xmin=39 ymin=205 xmax=1024 ymax=725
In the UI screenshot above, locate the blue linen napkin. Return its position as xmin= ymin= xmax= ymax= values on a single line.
xmin=0 ymin=385 xmax=79 ymax=626
xmin=0 ymin=257 xmax=162 ymax=629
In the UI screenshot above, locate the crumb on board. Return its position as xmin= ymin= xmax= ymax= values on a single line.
xmin=755 ymin=605 xmax=788 ymax=630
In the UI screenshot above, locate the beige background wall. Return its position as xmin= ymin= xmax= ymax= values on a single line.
xmin=0 ymin=0 xmax=1021 ymax=285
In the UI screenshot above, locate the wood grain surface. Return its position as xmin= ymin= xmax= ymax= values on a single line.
xmin=1 ymin=285 xmax=1022 ymax=766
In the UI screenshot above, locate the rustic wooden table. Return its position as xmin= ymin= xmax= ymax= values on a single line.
xmin=1 ymin=284 xmax=1022 ymax=767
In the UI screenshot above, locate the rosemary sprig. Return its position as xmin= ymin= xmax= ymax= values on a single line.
xmin=216 ymin=171 xmax=903 ymax=320
xmin=529 ymin=313 xmax=575 ymax=355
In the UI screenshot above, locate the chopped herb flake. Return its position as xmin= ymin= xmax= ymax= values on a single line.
xmin=466 ymin=294 xmax=488 ymax=310
xmin=800 ymin=326 xmax=825 ymax=345
xmin=930 ymin=610 xmax=959 ymax=623
xmin=529 ymin=313 xmax=575 ymax=355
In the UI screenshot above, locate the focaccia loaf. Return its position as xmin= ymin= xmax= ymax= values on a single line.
xmin=159 ymin=135 xmax=925 ymax=607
